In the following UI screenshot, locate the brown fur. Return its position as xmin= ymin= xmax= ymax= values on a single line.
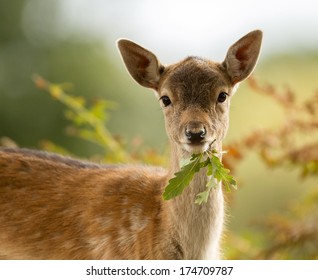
xmin=0 ymin=149 xmax=172 ymax=259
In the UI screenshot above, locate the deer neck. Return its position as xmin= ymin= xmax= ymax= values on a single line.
xmin=166 ymin=142 xmax=224 ymax=259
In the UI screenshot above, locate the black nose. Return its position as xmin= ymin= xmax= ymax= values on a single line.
xmin=185 ymin=124 xmax=206 ymax=145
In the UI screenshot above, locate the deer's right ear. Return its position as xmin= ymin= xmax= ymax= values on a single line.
xmin=117 ymin=39 xmax=164 ymax=90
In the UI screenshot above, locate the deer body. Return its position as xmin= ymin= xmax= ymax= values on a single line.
xmin=0 ymin=30 xmax=262 ymax=259
xmin=0 ymin=148 xmax=221 ymax=259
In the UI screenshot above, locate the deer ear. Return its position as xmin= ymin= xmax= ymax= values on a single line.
xmin=117 ymin=39 xmax=164 ymax=90
xmin=223 ymin=30 xmax=262 ymax=85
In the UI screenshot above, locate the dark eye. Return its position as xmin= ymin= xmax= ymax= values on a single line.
xmin=217 ymin=92 xmax=228 ymax=103
xmin=160 ymin=95 xmax=172 ymax=107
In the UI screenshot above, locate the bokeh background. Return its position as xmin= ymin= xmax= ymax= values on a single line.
xmin=1 ymin=0 xmax=317 ymax=259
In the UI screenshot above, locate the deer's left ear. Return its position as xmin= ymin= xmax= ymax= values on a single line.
xmin=223 ymin=30 xmax=262 ymax=85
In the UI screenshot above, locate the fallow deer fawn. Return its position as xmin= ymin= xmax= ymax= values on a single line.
xmin=0 ymin=30 xmax=262 ymax=259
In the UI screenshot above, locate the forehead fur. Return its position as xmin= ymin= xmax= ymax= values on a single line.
xmin=159 ymin=57 xmax=230 ymax=105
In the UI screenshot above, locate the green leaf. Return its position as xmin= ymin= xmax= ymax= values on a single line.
xmin=162 ymin=150 xmax=237 ymax=203
xmin=209 ymin=153 xmax=237 ymax=192
xmin=162 ymin=154 xmax=203 ymax=200
xmin=195 ymin=190 xmax=209 ymax=204
xmin=195 ymin=173 xmax=218 ymax=205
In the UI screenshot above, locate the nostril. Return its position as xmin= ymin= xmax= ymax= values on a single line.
xmin=200 ymin=127 xmax=206 ymax=138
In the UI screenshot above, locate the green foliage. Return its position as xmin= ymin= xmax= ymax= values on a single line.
xmin=34 ymin=76 xmax=131 ymax=162
xmin=0 ymin=0 xmax=134 ymax=152
xmin=162 ymin=154 xmax=203 ymax=201
xmin=196 ymin=152 xmax=237 ymax=204
xmin=162 ymin=151 xmax=237 ymax=204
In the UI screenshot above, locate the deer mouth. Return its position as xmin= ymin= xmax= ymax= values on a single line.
xmin=182 ymin=139 xmax=216 ymax=154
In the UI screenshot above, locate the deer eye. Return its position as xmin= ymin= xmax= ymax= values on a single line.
xmin=160 ymin=96 xmax=172 ymax=107
xmin=217 ymin=92 xmax=228 ymax=103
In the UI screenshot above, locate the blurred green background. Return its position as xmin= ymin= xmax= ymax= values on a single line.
xmin=0 ymin=0 xmax=317 ymax=258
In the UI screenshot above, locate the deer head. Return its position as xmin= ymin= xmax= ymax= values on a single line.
xmin=118 ymin=30 xmax=262 ymax=157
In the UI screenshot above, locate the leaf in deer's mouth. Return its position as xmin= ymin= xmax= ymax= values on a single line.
xmin=162 ymin=154 xmax=203 ymax=201
xmin=162 ymin=150 xmax=237 ymax=204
